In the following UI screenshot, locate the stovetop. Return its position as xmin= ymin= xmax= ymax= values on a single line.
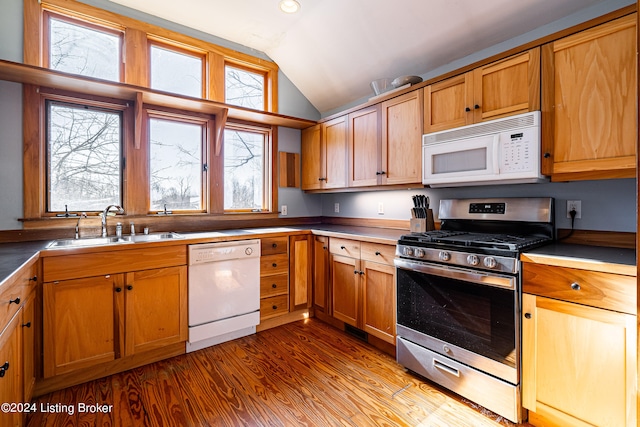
xmin=398 ymin=230 xmax=552 ymax=253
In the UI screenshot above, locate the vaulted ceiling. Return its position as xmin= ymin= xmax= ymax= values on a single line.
xmin=107 ymin=0 xmax=617 ymax=114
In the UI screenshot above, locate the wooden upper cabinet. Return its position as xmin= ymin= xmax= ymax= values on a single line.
xmin=301 ymin=117 xmax=348 ymax=190
xmin=381 ymin=90 xmax=423 ymax=185
xmin=301 ymin=124 xmax=322 ymax=190
xmin=348 ymin=105 xmax=380 ymax=187
xmin=541 ymin=14 xmax=636 ymax=181
xmin=424 ymin=48 xmax=540 ymax=133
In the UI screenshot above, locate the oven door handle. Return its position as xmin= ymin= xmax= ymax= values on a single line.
xmin=394 ymin=258 xmax=516 ymax=290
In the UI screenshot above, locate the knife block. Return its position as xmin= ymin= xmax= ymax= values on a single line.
xmin=410 ymin=209 xmax=435 ymax=233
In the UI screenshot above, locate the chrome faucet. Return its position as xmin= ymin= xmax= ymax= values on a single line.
xmin=101 ymin=205 xmax=124 ymax=237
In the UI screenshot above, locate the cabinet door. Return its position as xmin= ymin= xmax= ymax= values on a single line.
xmin=124 ymin=266 xmax=187 ymax=356
xmin=522 ymin=294 xmax=636 ymax=427
xmin=0 ymin=313 xmax=22 ymax=427
xmin=301 ymin=124 xmax=323 ymax=190
xmin=348 ymin=106 xmax=380 ymax=187
xmin=289 ymin=235 xmax=311 ymax=311
xmin=22 ymin=294 xmax=36 ymax=401
xmin=323 ymin=116 xmax=348 ymax=189
xmin=542 ymin=14 xmax=636 ymax=180
xmin=424 ymin=73 xmax=473 ymax=133
xmin=331 ymin=255 xmax=359 ymax=327
xmin=381 ymin=90 xmax=423 ymax=185
xmin=43 ymin=275 xmax=122 ymax=377
xmin=361 ymin=260 xmax=395 ymax=344
xmin=312 ymin=236 xmax=330 ymax=314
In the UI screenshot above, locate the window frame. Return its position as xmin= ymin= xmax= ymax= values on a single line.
xmin=43 ymin=10 xmax=125 ymax=82
xmin=222 ymin=121 xmax=274 ymax=213
xmin=145 ymin=108 xmax=212 ymax=214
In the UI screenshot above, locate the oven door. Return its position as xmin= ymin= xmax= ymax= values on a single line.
xmin=395 ymin=257 xmax=519 ymax=384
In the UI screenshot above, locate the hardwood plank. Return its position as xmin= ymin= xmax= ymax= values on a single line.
xmin=26 ymin=319 xmax=531 ymax=426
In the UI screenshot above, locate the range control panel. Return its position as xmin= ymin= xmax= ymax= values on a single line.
xmin=469 ymin=203 xmax=506 ymax=215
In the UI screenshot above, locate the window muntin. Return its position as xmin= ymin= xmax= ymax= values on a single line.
xmin=149 ymin=117 xmax=206 ymax=212
xmin=47 ymin=14 xmax=122 ymax=82
xmin=225 ymin=65 xmax=266 ymax=110
xmin=150 ymin=43 xmax=204 ymax=98
xmin=46 ymin=101 xmax=122 ymax=212
xmin=223 ymin=125 xmax=271 ymax=211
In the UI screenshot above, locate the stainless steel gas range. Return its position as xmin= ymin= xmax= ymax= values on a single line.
xmin=394 ymin=197 xmax=554 ymax=424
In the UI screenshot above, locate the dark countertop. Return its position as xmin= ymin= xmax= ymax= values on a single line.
xmin=0 ymin=240 xmax=50 ymax=286
xmin=0 ymin=225 xmax=406 ymax=286
xmin=521 ymin=242 xmax=636 ymax=276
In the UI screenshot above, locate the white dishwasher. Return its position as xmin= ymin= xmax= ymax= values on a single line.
xmin=186 ymin=239 xmax=260 ymax=353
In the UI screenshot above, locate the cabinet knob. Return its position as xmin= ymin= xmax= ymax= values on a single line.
xmin=272 ymin=243 xmax=278 ymax=248
xmin=0 ymin=362 xmax=9 ymax=378
xmin=272 ymin=283 xmax=277 ymax=288
xmin=474 ymin=104 xmax=480 ymax=109
xmin=323 ymin=246 xmax=327 ymax=250
xmin=375 ymin=251 xmax=381 ymax=256
xmin=318 ymin=177 xmax=327 ymax=181
xmin=359 ymin=271 xmax=364 ymax=275
xmin=29 ymin=276 xmax=37 ymax=282
xmin=272 ymin=263 xmax=277 ymax=268
xmin=272 ymin=305 xmax=278 ymax=310
xmin=340 ymin=246 xmax=346 ymax=250
xmin=115 ymin=287 xmax=122 ymax=293
xmin=9 ymin=297 xmax=20 ymax=305
xmin=543 ymin=152 xmax=551 ymax=158
xmin=127 ymin=285 xmax=133 ymax=291
xmin=354 ymin=270 xmax=359 ymax=275
xmin=22 ymin=321 xmax=31 ymax=328
xmin=524 ymin=313 xmax=532 ymax=319
xmin=465 ymin=107 xmax=471 ymax=112
xmin=570 ymin=282 xmax=581 ymax=291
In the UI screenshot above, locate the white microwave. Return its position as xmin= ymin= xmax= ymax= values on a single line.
xmin=422 ymin=111 xmax=545 ymax=187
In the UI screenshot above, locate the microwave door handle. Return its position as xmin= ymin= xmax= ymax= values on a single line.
xmin=492 ymin=134 xmax=500 ymax=173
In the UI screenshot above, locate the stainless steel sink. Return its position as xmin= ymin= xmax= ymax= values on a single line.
xmin=47 ymin=232 xmax=183 ymax=249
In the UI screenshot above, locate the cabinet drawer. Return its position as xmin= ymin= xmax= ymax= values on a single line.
xmin=361 ymin=242 xmax=396 ymax=265
xmin=260 ymin=254 xmax=289 ymax=276
xmin=0 ymin=262 xmax=37 ymax=330
xmin=522 ymin=263 xmax=636 ymax=314
xmin=329 ymin=238 xmax=360 ymax=258
xmin=261 ymin=237 xmax=288 ymax=255
xmin=260 ymin=295 xmax=289 ymax=320
xmin=260 ymin=274 xmax=288 ymax=298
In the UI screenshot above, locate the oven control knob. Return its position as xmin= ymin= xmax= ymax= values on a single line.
xmin=414 ymin=248 xmax=425 ymax=258
xmin=438 ymin=251 xmax=451 ymax=262
xmin=466 ymin=255 xmax=479 ymax=266
xmin=483 ymin=257 xmax=497 ymax=269
xmin=403 ymin=247 xmax=414 ymax=257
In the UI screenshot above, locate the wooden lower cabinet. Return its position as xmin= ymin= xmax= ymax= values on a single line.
xmin=0 ymin=313 xmax=22 ymax=427
xmin=522 ymin=294 xmax=637 ymax=426
xmin=289 ymin=235 xmax=311 ymax=312
xmin=43 ymin=266 xmax=187 ymax=379
xmin=312 ymin=236 xmax=330 ymax=315
xmin=330 ymin=238 xmax=396 ymax=345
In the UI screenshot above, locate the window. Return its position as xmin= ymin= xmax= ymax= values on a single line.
xmin=46 ymin=13 xmax=122 ymax=81
xmin=225 ymin=64 xmax=266 ymax=110
xmin=150 ymin=43 xmax=204 ymax=98
xmin=46 ymin=100 xmax=122 ymax=212
xmin=224 ymin=124 xmax=271 ymax=211
xmin=149 ymin=115 xmax=207 ymax=212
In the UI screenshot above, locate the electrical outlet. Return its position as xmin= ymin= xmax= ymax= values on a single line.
xmin=378 ymin=202 xmax=384 ymax=215
xmin=566 ymin=200 xmax=582 ymax=219
xmin=334 ymin=203 xmax=340 ymax=213
xmin=281 ymin=205 xmax=288 ymax=216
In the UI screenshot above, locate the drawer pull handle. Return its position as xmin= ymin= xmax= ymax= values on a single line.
xmin=433 ymin=359 xmax=460 ymax=377
xmin=0 ymin=362 xmax=9 ymax=378
xmin=22 ymin=321 xmax=31 ymax=328
xmin=272 ymin=305 xmax=278 ymax=310
xmin=524 ymin=313 xmax=532 ymax=319
xmin=570 ymin=282 xmax=581 ymax=291
xmin=271 ymin=284 xmax=277 ymax=288
xmin=9 ymin=297 xmax=20 ymax=305
xmin=340 ymin=246 xmax=346 ymax=250
xmin=272 ymin=263 xmax=277 ymax=268
xmin=375 ymin=251 xmax=381 ymax=256
xmin=29 ymin=276 xmax=37 ymax=282
xmin=272 ymin=243 xmax=278 ymax=248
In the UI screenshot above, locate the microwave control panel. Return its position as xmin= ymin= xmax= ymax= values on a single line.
xmin=500 ymin=130 xmax=536 ymax=173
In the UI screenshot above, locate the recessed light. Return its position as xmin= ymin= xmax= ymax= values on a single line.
xmin=279 ymin=0 xmax=300 ymax=13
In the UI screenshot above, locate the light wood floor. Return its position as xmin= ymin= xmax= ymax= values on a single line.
xmin=26 ymin=319 xmax=531 ymax=426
